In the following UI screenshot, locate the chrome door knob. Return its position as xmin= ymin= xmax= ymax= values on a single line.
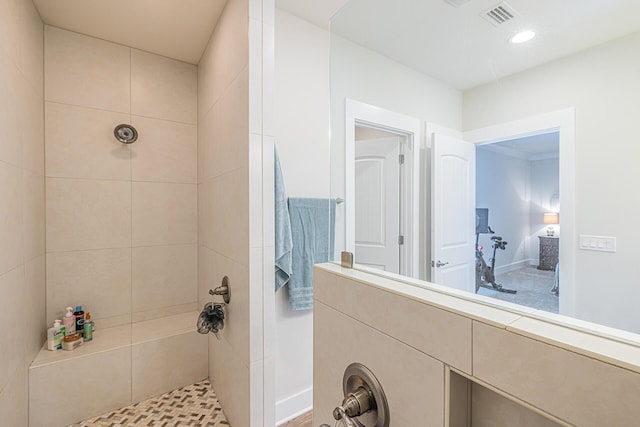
xmin=435 ymin=260 xmax=449 ymax=268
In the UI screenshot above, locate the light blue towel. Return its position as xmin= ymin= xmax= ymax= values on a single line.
xmin=274 ymin=147 xmax=293 ymax=292
xmin=287 ymin=198 xmax=336 ymax=310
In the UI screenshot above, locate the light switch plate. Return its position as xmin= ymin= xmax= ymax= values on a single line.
xmin=579 ymin=235 xmax=616 ymax=252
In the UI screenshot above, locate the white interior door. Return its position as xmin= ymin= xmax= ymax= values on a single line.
xmin=432 ymin=132 xmax=475 ymax=292
xmin=354 ymin=137 xmax=401 ymax=273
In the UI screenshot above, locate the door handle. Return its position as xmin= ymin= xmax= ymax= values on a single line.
xmin=433 ymin=260 xmax=449 ymax=268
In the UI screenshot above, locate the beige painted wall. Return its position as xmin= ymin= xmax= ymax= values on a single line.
xmin=463 ymin=30 xmax=640 ymax=333
xmin=44 ymin=26 xmax=199 ymax=330
xmin=0 ymin=0 xmax=45 ymax=425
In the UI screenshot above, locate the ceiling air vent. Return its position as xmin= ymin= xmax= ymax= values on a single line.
xmin=481 ymin=2 xmax=519 ymax=26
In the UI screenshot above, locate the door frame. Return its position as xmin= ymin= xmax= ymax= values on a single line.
xmin=463 ymin=108 xmax=576 ymax=317
xmin=346 ymin=99 xmax=421 ymax=278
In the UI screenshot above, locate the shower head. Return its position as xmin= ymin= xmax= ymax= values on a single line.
xmin=114 ymin=124 xmax=138 ymax=144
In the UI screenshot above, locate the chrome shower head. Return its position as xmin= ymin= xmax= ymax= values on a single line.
xmin=114 ymin=124 xmax=138 ymax=144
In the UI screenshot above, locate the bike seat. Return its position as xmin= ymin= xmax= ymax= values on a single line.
xmin=491 ymin=236 xmax=502 ymax=241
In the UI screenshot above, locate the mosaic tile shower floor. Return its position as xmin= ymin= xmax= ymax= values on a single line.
xmin=70 ymin=380 xmax=229 ymax=427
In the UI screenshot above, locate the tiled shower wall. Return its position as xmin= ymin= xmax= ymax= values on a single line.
xmin=0 ymin=0 xmax=45 ymax=425
xmin=44 ymin=26 xmax=199 ymax=328
xmin=198 ymin=0 xmax=251 ymax=425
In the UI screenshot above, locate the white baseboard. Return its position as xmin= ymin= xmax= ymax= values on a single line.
xmin=276 ymin=387 xmax=313 ymax=426
xmin=495 ymin=259 xmax=533 ymax=275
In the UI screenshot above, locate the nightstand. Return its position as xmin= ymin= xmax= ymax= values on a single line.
xmin=538 ymin=236 xmax=559 ymax=270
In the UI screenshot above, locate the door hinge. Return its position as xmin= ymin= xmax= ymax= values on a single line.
xmin=399 ymin=154 xmax=405 ymax=164
xmin=398 ymin=235 xmax=404 ymax=245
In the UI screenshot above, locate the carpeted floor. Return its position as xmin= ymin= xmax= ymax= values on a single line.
xmin=70 ymin=380 xmax=229 ymax=427
xmin=477 ymin=266 xmax=558 ymax=313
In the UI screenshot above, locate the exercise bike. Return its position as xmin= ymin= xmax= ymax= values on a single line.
xmin=475 ymin=209 xmax=517 ymax=294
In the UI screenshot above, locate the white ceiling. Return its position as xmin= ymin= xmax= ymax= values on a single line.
xmin=33 ymin=0 xmax=227 ymax=64
xmin=330 ymin=0 xmax=640 ymax=90
xmin=276 ymin=0 xmax=350 ymax=29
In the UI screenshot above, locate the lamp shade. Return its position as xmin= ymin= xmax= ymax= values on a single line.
xmin=543 ymin=213 xmax=559 ymax=225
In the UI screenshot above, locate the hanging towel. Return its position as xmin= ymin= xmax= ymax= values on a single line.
xmin=274 ymin=147 xmax=293 ymax=292
xmin=287 ymin=198 xmax=336 ymax=310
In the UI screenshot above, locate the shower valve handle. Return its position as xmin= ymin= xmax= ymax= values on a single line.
xmin=209 ymin=276 xmax=231 ymax=303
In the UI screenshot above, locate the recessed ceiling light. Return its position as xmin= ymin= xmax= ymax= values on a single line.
xmin=511 ymin=30 xmax=536 ymax=44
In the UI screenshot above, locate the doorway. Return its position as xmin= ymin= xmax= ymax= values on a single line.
xmin=345 ymin=99 xmax=421 ymax=278
xmin=354 ymin=125 xmax=406 ymax=272
xmin=463 ymin=108 xmax=575 ymax=317
xmin=475 ymin=132 xmax=560 ymax=313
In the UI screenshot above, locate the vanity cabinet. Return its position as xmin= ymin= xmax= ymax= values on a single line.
xmin=538 ymin=236 xmax=559 ymax=270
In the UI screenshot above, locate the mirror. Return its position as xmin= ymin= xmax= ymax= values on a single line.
xmin=329 ymin=0 xmax=640 ymax=338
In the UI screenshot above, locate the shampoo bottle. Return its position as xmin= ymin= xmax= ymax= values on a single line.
xmin=62 ymin=306 xmax=76 ymax=336
xmin=47 ymin=320 xmax=64 ymax=351
xmin=74 ymin=305 xmax=85 ymax=336
xmin=83 ymin=312 xmax=94 ymax=342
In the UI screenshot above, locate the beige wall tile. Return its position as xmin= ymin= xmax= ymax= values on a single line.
xmin=132 ymin=311 xmax=198 ymax=344
xmin=29 ymin=347 xmax=132 ymax=427
xmin=471 ymin=382 xmax=560 ymax=427
xmin=0 ymin=0 xmax=21 ymax=67
xmin=0 ymin=365 xmax=28 ymax=427
xmin=199 ymin=169 xmax=249 ymax=264
xmin=207 ymin=69 xmax=249 ymax=180
xmin=0 ymin=57 xmax=23 ymax=168
xmin=0 ymin=162 xmax=23 ymax=275
xmin=46 ymin=178 xmax=131 ymax=252
xmin=46 ymin=248 xmax=132 ymax=327
xmin=198 ymin=245 xmax=215 ymax=308
xmin=19 ymin=81 xmax=44 ymax=175
xmin=19 ymin=0 xmax=44 ymax=98
xmin=132 ymin=244 xmax=197 ymax=314
xmin=197 ymin=112 xmax=212 ymax=184
xmin=24 ymin=256 xmax=46 ymax=363
xmin=44 ymin=26 xmax=130 ymax=113
xmin=132 ymin=182 xmax=197 ymax=247
xmin=314 ymin=301 xmax=445 ymax=427
xmin=45 ymin=102 xmax=131 ymax=180
xmin=199 ymin=245 xmax=250 ymax=365
xmin=208 ymin=333 xmax=251 ymax=427
xmin=131 ymin=332 xmax=207 ymax=403
xmin=131 ymin=50 xmax=197 ymax=124
xmin=22 ymin=171 xmax=45 ymax=262
xmin=315 ymin=268 xmax=473 ymax=373
xmin=131 ymin=302 xmax=197 ymax=324
xmin=0 ymin=267 xmax=26 ymax=393
xmin=473 ymin=322 xmax=640 ymax=426
xmin=198 ymin=0 xmax=249 ymax=115
xmin=131 ymin=116 xmax=197 ymax=184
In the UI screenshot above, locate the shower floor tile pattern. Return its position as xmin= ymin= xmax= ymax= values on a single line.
xmin=70 ymin=380 xmax=229 ymax=427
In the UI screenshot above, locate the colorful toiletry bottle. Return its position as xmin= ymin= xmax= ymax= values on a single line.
xmin=83 ymin=312 xmax=94 ymax=342
xmin=46 ymin=320 xmax=64 ymax=351
xmin=74 ymin=305 xmax=85 ymax=336
xmin=62 ymin=306 xmax=76 ymax=336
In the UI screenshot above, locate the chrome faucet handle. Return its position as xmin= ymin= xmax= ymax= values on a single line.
xmin=208 ymin=276 xmax=231 ymax=303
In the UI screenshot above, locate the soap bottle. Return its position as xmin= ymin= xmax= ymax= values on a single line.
xmin=47 ymin=320 xmax=64 ymax=351
xmin=83 ymin=312 xmax=94 ymax=342
xmin=62 ymin=306 xmax=76 ymax=336
xmin=74 ymin=305 xmax=85 ymax=336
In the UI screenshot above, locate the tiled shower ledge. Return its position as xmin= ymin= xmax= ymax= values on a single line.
xmin=31 ymin=311 xmax=200 ymax=368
